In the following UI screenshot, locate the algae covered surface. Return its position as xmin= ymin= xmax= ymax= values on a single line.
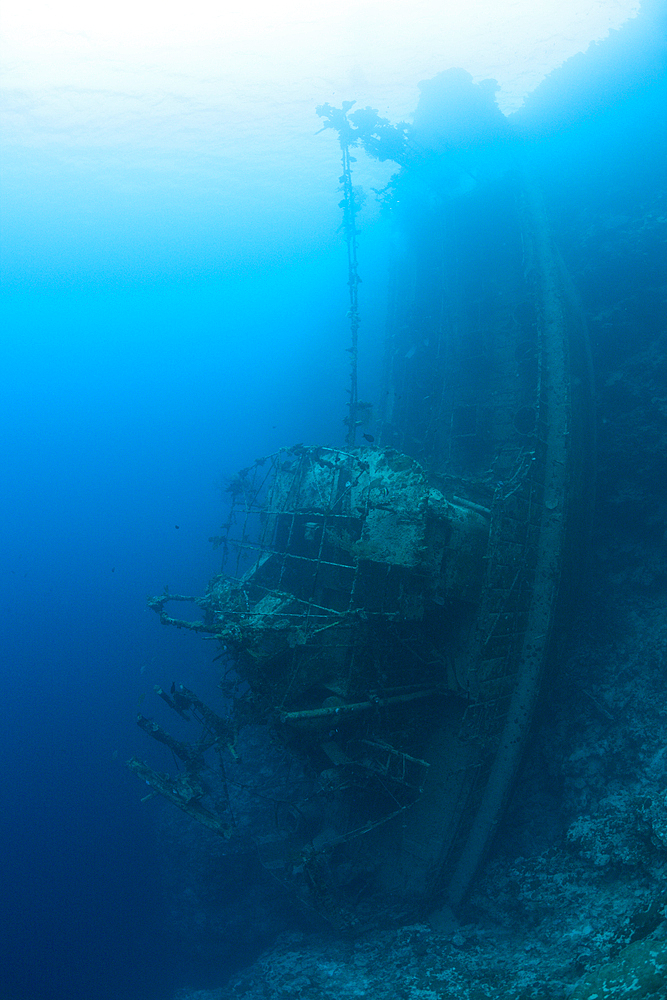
xmin=169 ymin=50 xmax=667 ymax=1000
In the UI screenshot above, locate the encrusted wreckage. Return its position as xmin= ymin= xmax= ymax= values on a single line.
xmin=129 ymin=73 xmax=594 ymax=927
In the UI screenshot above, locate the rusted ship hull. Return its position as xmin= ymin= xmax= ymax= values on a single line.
xmin=374 ymin=171 xmax=595 ymax=909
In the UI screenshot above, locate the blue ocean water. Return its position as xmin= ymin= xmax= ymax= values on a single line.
xmin=0 ymin=229 xmax=393 ymax=999
xmin=1 ymin=3 xmax=665 ymax=999
xmin=0 ymin=100 xmax=393 ymax=1000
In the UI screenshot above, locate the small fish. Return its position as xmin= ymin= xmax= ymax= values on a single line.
xmin=362 ymin=433 xmax=375 ymax=443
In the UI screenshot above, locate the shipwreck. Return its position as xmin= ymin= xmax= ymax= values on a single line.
xmin=129 ymin=71 xmax=594 ymax=928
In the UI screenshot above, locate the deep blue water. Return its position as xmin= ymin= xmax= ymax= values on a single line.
xmin=1 ymin=4 xmax=665 ymax=999
xmin=0 ymin=257 xmax=385 ymax=998
xmin=0 ymin=185 xmax=392 ymax=998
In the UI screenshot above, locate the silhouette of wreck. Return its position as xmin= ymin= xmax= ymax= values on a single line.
xmin=129 ymin=71 xmax=594 ymax=928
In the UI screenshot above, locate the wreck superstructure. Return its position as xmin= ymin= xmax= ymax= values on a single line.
xmin=130 ymin=74 xmax=594 ymax=927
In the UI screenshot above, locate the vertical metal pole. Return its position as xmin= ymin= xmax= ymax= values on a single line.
xmin=339 ymin=138 xmax=361 ymax=448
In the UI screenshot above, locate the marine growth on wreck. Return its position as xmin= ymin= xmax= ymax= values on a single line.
xmin=129 ymin=71 xmax=595 ymax=929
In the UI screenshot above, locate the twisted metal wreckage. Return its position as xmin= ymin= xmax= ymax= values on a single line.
xmin=129 ymin=71 xmax=594 ymax=928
